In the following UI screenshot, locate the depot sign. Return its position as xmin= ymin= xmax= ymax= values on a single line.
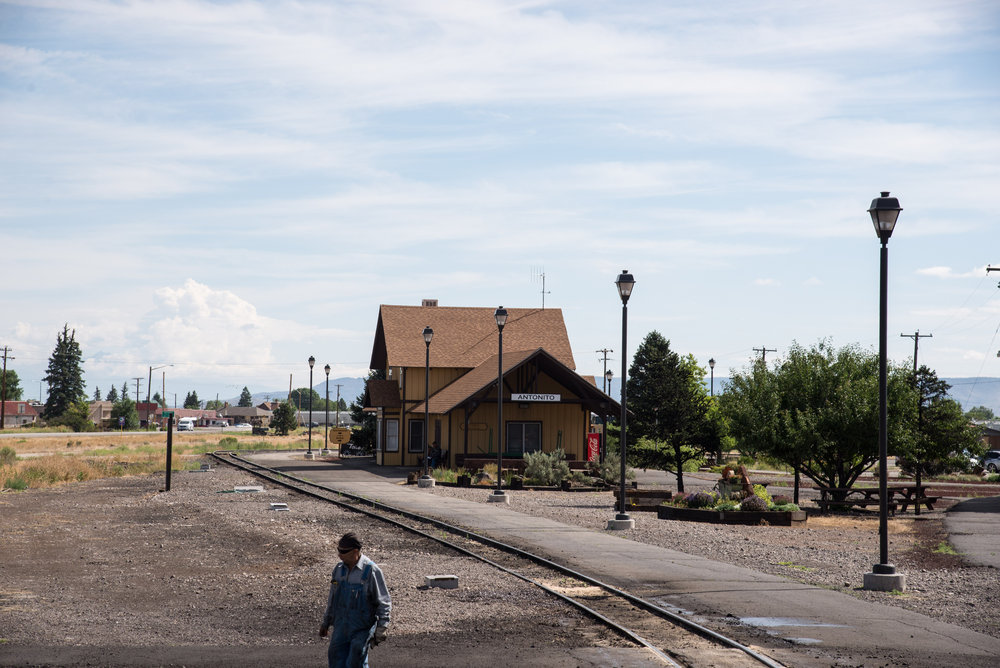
xmin=511 ymin=393 xmax=561 ymax=402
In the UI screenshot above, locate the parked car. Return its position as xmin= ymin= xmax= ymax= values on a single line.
xmin=983 ymin=450 xmax=1000 ymax=473
xmin=177 ymin=417 xmax=196 ymax=431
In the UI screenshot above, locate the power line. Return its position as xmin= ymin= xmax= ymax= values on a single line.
xmin=753 ymin=346 xmax=777 ymax=363
xmin=900 ymin=331 xmax=932 ymax=374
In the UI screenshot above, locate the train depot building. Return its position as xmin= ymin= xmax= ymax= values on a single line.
xmin=364 ymin=303 xmax=619 ymax=469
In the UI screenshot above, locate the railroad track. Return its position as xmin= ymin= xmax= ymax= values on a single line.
xmin=211 ymin=451 xmax=784 ymax=668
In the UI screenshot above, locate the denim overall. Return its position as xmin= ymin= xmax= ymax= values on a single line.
xmin=328 ymin=562 xmax=376 ymax=668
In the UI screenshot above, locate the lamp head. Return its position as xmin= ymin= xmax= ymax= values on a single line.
xmin=605 ymin=369 xmax=613 ymax=383
xmin=709 ymin=358 xmax=716 ymax=369
xmin=324 ymin=363 xmax=331 ymax=376
xmin=616 ymin=270 xmax=635 ymax=304
xmin=494 ymin=306 xmax=508 ymax=331
xmin=423 ymin=325 xmax=433 ymax=345
xmin=869 ymin=191 xmax=902 ymax=240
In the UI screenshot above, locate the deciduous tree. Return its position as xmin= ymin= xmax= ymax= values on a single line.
xmin=2 ymin=368 xmax=24 ymax=401
xmin=269 ymin=401 xmax=297 ymax=436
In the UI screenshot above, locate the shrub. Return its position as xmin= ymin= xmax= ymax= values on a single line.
xmin=688 ymin=491 xmax=716 ymax=509
xmin=524 ymin=448 xmax=570 ymax=486
xmin=0 ymin=446 xmax=16 ymax=467
xmin=4 ymin=476 xmax=28 ymax=491
xmin=715 ymin=500 xmax=739 ymax=511
xmin=740 ymin=495 xmax=768 ymax=512
xmin=771 ymin=503 xmax=800 ymax=512
xmin=752 ymin=484 xmax=772 ymax=505
xmin=587 ymin=450 xmax=635 ymax=485
xmin=218 ymin=436 xmax=238 ymax=449
xmin=771 ymin=494 xmax=792 ymax=506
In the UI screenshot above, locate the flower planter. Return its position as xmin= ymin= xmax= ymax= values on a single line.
xmin=657 ymin=505 xmax=807 ymax=527
xmin=612 ymin=488 xmax=673 ymax=512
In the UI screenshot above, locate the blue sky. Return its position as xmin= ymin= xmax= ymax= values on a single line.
xmin=2 ymin=0 xmax=999 ymax=406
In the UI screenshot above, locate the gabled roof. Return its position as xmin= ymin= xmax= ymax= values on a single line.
xmin=365 ymin=379 xmax=402 ymax=409
xmin=370 ymin=305 xmax=574 ymax=371
xmin=410 ymin=348 xmax=619 ymax=417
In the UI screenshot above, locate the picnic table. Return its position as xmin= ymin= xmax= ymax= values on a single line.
xmin=816 ymin=484 xmax=940 ymax=514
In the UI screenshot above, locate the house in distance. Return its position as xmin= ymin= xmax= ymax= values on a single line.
xmin=364 ymin=301 xmax=619 ymax=469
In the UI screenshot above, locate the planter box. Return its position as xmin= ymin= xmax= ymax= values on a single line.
xmin=613 ymin=488 xmax=673 ymax=512
xmin=657 ymin=505 xmax=807 ymax=527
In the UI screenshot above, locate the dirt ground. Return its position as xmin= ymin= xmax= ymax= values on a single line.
xmin=0 ymin=465 xmax=656 ymax=668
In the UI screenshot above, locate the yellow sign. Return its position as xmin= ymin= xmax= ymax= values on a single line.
xmin=328 ymin=427 xmax=352 ymax=445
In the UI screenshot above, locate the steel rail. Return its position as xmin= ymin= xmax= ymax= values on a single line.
xmin=212 ymin=451 xmax=784 ymax=668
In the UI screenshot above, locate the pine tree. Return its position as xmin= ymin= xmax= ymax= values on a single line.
xmin=121 ymin=382 xmax=129 ymax=403
xmin=238 ymin=386 xmax=253 ymax=407
xmin=43 ymin=324 xmax=86 ymax=420
xmin=93 ymin=386 xmax=101 ymax=401
xmin=184 ymin=391 xmax=201 ymax=409
xmin=106 ymin=385 xmax=119 ymax=402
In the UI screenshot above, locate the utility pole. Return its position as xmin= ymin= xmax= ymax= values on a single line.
xmin=753 ymin=346 xmax=777 ymax=363
xmin=133 ymin=378 xmax=143 ymax=407
xmin=596 ymin=348 xmax=614 ymax=393
xmin=900 ymin=331 xmax=932 ymax=374
xmin=0 ymin=346 xmax=13 ymax=430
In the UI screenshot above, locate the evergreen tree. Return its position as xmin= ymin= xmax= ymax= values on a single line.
xmin=184 ymin=391 xmax=201 ymax=409
xmin=93 ymin=386 xmax=101 ymax=402
xmin=121 ymin=382 xmax=130 ymax=403
xmin=152 ymin=391 xmax=166 ymax=408
xmin=1 ymin=368 xmax=24 ymax=401
xmin=106 ymin=385 xmax=119 ymax=402
xmin=238 ymin=386 xmax=253 ymax=407
xmin=338 ymin=397 xmax=348 ymax=411
xmin=43 ymin=324 xmax=86 ymax=420
xmin=626 ymin=332 xmax=715 ymax=492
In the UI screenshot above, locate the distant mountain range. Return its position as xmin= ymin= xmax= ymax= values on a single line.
xmin=230 ymin=378 xmax=368 ymax=409
xmin=234 ymin=376 xmax=1000 ymax=416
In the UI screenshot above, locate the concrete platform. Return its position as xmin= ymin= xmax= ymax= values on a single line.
xmin=250 ymin=453 xmax=1000 ymax=667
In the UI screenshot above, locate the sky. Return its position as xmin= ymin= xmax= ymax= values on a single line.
xmin=2 ymin=0 xmax=999 ymax=407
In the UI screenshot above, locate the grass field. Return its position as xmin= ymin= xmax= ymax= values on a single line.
xmin=0 ymin=431 xmax=315 ymax=491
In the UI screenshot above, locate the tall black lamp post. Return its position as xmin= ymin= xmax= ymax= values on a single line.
xmin=709 ymin=358 xmax=716 ymax=397
xmin=864 ymin=191 xmax=905 ymax=592
xmin=489 ymin=307 xmax=509 ymax=503
xmin=146 ymin=364 xmax=172 ymax=427
xmin=422 ymin=326 xmax=433 ymax=479
xmin=608 ymin=271 xmax=635 ymax=530
xmin=324 ymin=364 xmax=331 ymax=454
xmin=306 ymin=356 xmax=315 ymax=458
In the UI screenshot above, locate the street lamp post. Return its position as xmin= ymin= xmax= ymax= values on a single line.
xmin=419 ymin=326 xmax=434 ymax=486
xmin=488 ymin=307 xmax=510 ymax=503
xmin=864 ymin=191 xmax=906 ymax=592
xmin=306 ymin=356 xmax=315 ymax=459
xmin=709 ymin=358 xmax=715 ymax=397
xmin=608 ymin=271 xmax=635 ymax=530
xmin=324 ymin=364 xmax=331 ymax=455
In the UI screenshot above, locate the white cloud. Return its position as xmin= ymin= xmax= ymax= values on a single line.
xmin=755 ymin=278 xmax=781 ymax=287
xmin=917 ymin=266 xmax=988 ymax=279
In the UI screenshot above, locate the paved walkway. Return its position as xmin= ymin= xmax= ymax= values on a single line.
xmin=251 ymin=453 xmax=1000 ymax=668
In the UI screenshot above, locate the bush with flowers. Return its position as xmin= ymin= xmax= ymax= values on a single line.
xmin=666 ymin=486 xmax=799 ymax=512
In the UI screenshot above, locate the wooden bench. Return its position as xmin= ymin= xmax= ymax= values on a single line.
xmin=613 ymin=488 xmax=673 ymax=512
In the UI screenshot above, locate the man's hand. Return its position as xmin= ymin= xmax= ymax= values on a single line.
xmin=371 ymin=625 xmax=388 ymax=646
xmin=319 ymin=625 xmax=330 ymax=638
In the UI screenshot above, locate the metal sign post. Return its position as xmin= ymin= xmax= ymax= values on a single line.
xmin=163 ymin=411 xmax=174 ymax=491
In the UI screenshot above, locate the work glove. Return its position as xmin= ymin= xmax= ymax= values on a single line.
xmin=371 ymin=625 xmax=388 ymax=646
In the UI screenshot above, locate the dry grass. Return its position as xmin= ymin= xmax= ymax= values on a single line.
xmin=0 ymin=431 xmax=312 ymax=491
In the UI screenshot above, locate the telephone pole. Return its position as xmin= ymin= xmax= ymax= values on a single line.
xmin=334 ymin=383 xmax=343 ymax=426
xmin=753 ymin=346 xmax=777 ymax=363
xmin=0 ymin=346 xmax=13 ymax=430
xmin=596 ymin=348 xmax=614 ymax=393
xmin=900 ymin=331 xmax=932 ymax=374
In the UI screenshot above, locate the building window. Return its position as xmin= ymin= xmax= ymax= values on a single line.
xmin=506 ymin=421 xmax=541 ymax=455
xmin=408 ymin=419 xmax=424 ymax=453
xmin=385 ymin=419 xmax=399 ymax=453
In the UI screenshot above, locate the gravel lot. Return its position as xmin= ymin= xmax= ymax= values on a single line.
xmin=1 ymin=462 xmax=997 ymax=667
xmin=426 ymin=480 xmax=1000 ymax=640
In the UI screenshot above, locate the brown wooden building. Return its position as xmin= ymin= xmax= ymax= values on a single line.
xmin=364 ymin=303 xmax=619 ymax=468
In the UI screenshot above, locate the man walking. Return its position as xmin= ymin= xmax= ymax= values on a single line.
xmin=319 ymin=532 xmax=392 ymax=668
